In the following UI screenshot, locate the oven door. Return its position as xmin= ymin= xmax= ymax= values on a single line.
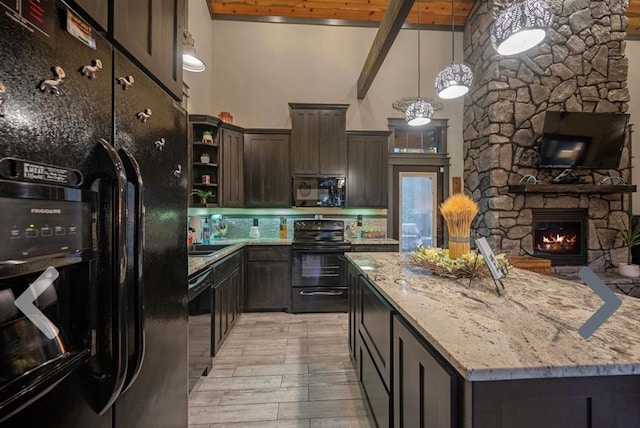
xmin=291 ymin=250 xmax=344 ymax=288
xmin=291 ymin=249 xmax=347 ymax=313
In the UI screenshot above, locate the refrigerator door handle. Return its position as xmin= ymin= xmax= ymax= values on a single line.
xmin=90 ymin=139 xmax=129 ymax=414
xmin=118 ymin=147 xmax=146 ymax=394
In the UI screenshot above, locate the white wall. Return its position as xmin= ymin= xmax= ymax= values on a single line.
xmin=184 ymin=0 xmax=215 ymax=113
xmin=627 ymin=40 xmax=640 ymax=214
xmin=185 ymin=13 xmax=465 ymax=186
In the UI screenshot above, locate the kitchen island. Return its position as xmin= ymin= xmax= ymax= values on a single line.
xmin=346 ymin=252 xmax=640 ymax=428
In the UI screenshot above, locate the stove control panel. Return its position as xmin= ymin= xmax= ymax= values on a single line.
xmin=294 ymin=220 xmax=344 ymax=231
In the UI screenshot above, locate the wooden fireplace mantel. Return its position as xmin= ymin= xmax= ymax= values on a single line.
xmin=508 ymin=184 xmax=637 ymax=194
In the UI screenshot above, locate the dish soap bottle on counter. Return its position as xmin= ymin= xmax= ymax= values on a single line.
xmin=202 ymin=217 xmax=211 ymax=244
xmin=249 ymin=218 xmax=260 ymax=239
xmin=279 ymin=217 xmax=287 ymax=239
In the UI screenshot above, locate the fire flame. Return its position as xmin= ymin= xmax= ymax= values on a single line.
xmin=537 ymin=232 xmax=578 ymax=252
xmin=542 ymin=234 xmax=577 ymax=245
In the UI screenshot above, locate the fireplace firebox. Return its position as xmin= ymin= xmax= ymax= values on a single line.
xmin=532 ymin=209 xmax=587 ymax=266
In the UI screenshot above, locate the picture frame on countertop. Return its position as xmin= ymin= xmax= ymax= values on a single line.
xmin=469 ymin=236 xmax=507 ymax=296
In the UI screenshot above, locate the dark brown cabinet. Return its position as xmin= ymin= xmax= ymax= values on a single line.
xmin=212 ymin=253 xmax=241 ymax=356
xmin=359 ymin=276 xmax=393 ymax=388
xmin=188 ymin=115 xmax=220 ymax=207
xmin=245 ymin=246 xmax=291 ymax=311
xmin=393 ymin=315 xmax=458 ymax=428
xmin=358 ymin=275 xmax=393 ymax=428
xmin=72 ymin=0 xmax=108 ymax=30
xmin=113 ymin=0 xmax=184 ymax=100
xmin=244 ymin=131 xmax=291 ymax=207
xmin=347 ymin=262 xmax=361 ymax=364
xmin=289 ymin=103 xmax=348 ymax=176
xmin=220 ymin=126 xmax=245 ymax=207
xmin=347 ymin=131 xmax=389 ymax=208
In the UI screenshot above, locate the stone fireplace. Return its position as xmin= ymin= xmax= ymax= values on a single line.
xmin=532 ymin=208 xmax=587 ymax=265
xmin=462 ymin=0 xmax=631 ymax=272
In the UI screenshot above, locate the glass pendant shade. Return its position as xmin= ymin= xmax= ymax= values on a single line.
xmin=435 ymin=63 xmax=473 ymax=99
xmin=405 ymin=99 xmax=433 ymax=126
xmin=183 ymin=32 xmax=206 ymax=72
xmin=490 ymin=0 xmax=553 ymax=56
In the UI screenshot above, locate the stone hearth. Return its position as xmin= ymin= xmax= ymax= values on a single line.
xmin=462 ymin=0 xmax=631 ymax=272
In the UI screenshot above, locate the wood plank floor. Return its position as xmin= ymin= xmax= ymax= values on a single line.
xmin=189 ymin=312 xmax=374 ymax=427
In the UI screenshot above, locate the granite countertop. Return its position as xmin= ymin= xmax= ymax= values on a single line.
xmin=188 ymin=239 xmax=291 ymax=276
xmin=346 ymin=252 xmax=640 ymax=382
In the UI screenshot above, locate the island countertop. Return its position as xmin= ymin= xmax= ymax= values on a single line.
xmin=346 ymin=252 xmax=640 ymax=382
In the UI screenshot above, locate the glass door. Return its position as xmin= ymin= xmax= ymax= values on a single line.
xmin=398 ymin=172 xmax=438 ymax=252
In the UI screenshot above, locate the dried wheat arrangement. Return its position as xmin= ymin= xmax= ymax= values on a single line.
xmin=439 ymin=193 xmax=478 ymax=258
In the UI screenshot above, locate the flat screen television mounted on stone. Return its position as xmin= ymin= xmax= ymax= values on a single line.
xmin=539 ymin=111 xmax=630 ymax=169
xmin=538 ymin=133 xmax=590 ymax=169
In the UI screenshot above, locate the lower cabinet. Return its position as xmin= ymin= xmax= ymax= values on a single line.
xmin=393 ymin=315 xmax=458 ymax=428
xmin=353 ymin=266 xmax=457 ymax=428
xmin=245 ymin=246 xmax=291 ymax=311
xmin=347 ymin=262 xmax=361 ymax=364
xmin=359 ymin=340 xmax=390 ymax=428
xmin=357 ymin=275 xmax=393 ymax=428
xmin=359 ymin=276 xmax=392 ymax=388
xmin=212 ymin=253 xmax=241 ymax=356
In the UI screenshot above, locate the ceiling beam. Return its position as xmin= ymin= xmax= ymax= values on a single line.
xmin=357 ymin=0 xmax=416 ymax=99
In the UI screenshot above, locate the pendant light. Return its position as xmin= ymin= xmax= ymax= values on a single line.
xmin=435 ymin=0 xmax=473 ymax=99
xmin=406 ymin=0 xmax=433 ymax=126
xmin=183 ymin=30 xmax=206 ymax=72
xmin=490 ymin=0 xmax=553 ymax=56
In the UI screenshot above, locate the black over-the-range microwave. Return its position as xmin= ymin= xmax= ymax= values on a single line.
xmin=292 ymin=177 xmax=345 ymax=207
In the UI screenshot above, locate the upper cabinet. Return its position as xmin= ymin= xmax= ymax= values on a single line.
xmin=113 ymin=0 xmax=184 ymax=100
xmin=347 ymin=131 xmax=389 ymax=208
xmin=244 ymin=131 xmax=291 ymax=207
xmin=69 ymin=0 xmax=184 ymax=100
xmin=72 ymin=0 xmax=109 ymax=30
xmin=219 ymin=125 xmax=245 ymax=207
xmin=289 ymin=103 xmax=348 ymax=176
xmin=388 ymin=118 xmax=449 ymax=155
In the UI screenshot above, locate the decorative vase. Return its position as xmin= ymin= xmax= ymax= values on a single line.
xmin=200 ymin=154 xmax=210 ymax=163
xmin=618 ymin=263 xmax=640 ymax=278
xmin=249 ymin=226 xmax=260 ymax=239
xmin=202 ymin=133 xmax=213 ymax=144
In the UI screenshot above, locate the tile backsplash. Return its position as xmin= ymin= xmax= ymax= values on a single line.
xmin=188 ymin=215 xmax=387 ymax=243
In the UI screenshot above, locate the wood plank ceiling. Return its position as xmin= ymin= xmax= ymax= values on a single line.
xmin=207 ymin=0 xmax=640 ymax=37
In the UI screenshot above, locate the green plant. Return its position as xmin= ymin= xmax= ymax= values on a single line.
xmin=615 ymin=215 xmax=640 ymax=264
xmin=190 ymin=189 xmax=214 ymax=204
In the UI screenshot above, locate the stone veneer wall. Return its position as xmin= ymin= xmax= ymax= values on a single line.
xmin=462 ymin=0 xmax=631 ymax=271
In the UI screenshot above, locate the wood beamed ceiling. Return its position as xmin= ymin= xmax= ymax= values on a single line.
xmin=207 ymin=0 xmax=640 ymax=99
xmin=207 ymin=0 xmax=640 ymax=36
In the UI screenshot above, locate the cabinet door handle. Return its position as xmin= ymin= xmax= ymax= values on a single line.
xmin=299 ymin=290 xmax=344 ymax=296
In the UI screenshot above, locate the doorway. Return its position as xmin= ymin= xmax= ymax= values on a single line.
xmin=389 ymin=165 xmax=445 ymax=252
xmin=398 ymin=172 xmax=438 ymax=251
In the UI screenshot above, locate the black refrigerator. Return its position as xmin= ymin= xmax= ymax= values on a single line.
xmin=0 ymin=1 xmax=188 ymax=427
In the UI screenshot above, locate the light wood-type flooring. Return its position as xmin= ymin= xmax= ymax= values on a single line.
xmin=189 ymin=312 xmax=374 ymax=427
